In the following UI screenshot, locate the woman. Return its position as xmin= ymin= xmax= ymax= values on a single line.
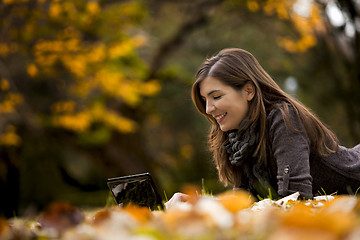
xmin=166 ymin=48 xmax=360 ymax=207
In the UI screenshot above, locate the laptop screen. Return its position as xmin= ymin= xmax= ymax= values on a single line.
xmin=107 ymin=173 xmax=164 ymax=210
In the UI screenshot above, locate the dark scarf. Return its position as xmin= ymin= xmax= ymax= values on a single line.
xmin=223 ymin=119 xmax=276 ymax=198
xmin=223 ymin=119 xmax=259 ymax=166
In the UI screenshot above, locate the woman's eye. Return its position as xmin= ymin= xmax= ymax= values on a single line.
xmin=213 ymin=96 xmax=222 ymax=100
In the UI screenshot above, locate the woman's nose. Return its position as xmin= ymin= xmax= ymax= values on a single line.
xmin=206 ymin=101 xmax=215 ymax=114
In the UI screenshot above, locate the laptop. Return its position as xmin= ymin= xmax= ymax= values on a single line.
xmin=107 ymin=172 xmax=164 ymax=210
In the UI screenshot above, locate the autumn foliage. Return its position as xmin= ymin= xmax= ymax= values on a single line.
xmin=2 ymin=191 xmax=360 ymax=240
xmin=0 ymin=0 xmax=160 ymax=146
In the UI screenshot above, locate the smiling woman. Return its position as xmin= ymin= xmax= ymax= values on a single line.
xmin=166 ymin=48 xmax=360 ymax=208
xmin=199 ymin=77 xmax=254 ymax=132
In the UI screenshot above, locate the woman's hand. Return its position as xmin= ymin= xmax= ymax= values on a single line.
xmin=164 ymin=192 xmax=190 ymax=210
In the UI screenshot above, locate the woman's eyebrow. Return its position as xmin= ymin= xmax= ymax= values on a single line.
xmin=207 ymin=90 xmax=220 ymax=96
xmin=200 ymin=90 xmax=221 ymax=99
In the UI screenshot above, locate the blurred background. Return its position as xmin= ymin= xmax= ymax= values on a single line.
xmin=0 ymin=0 xmax=359 ymax=218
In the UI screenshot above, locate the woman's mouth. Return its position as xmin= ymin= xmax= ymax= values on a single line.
xmin=215 ymin=113 xmax=227 ymax=123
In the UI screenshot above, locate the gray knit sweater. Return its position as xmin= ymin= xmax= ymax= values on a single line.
xmin=264 ymin=104 xmax=360 ymax=199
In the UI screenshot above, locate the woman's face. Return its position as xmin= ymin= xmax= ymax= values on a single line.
xmin=199 ymin=77 xmax=254 ymax=132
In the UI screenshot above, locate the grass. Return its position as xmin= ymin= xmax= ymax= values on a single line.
xmin=201 ymin=178 xmax=213 ymax=196
xmin=257 ymin=188 xmax=275 ymax=201
xmin=355 ymin=187 xmax=360 ymax=196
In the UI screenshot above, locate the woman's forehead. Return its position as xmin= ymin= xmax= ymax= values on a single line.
xmin=199 ymin=77 xmax=230 ymax=96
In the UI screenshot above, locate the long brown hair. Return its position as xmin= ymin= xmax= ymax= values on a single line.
xmin=191 ymin=48 xmax=338 ymax=187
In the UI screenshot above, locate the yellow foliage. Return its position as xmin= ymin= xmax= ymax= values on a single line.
xmin=0 ymin=101 xmax=14 ymax=113
xmin=51 ymin=101 xmax=75 ymax=113
xmin=3 ymin=0 xmax=14 ymax=4
xmin=5 ymin=190 xmax=360 ymax=238
xmin=124 ymin=204 xmax=151 ymax=223
xmin=62 ymin=55 xmax=87 ymax=78
xmin=69 ymin=78 xmax=97 ymax=97
xmin=310 ymin=5 xmax=326 ymax=33
xmin=2 ymin=0 xmax=154 ymax=136
xmin=181 ymin=185 xmax=201 ymax=205
xmin=276 ymin=6 xmax=289 ymax=19
xmin=278 ymin=34 xmax=316 ymax=53
xmin=94 ymin=70 xmax=159 ymax=106
xmin=100 ymin=110 xmax=137 ymax=133
xmin=217 ymin=190 xmax=255 ymax=213
xmin=279 ymin=202 xmax=356 ymax=237
xmin=263 ymin=0 xmax=293 ymax=20
xmin=299 ymin=34 xmax=316 ymax=50
xmin=0 ymin=125 xmax=22 ymax=146
xmin=63 ymin=26 xmax=81 ymax=40
xmin=0 ymin=43 xmax=10 ymax=57
xmin=53 ymin=111 xmax=91 ymax=132
xmin=3 ymin=0 xmax=28 ymax=4
xmin=96 ymin=70 xmax=125 ymax=95
xmin=119 ymin=83 xmax=141 ymax=106
xmin=140 ymin=80 xmax=161 ymax=96
xmin=49 ymin=3 xmax=62 ymax=18
xmin=292 ymin=15 xmax=313 ymax=34
xmin=34 ymin=38 xmax=83 ymax=72
xmin=63 ymin=1 xmax=77 ymax=16
xmin=92 ymin=104 xmax=137 ymax=133
xmin=120 ymin=1 xmax=146 ymax=18
xmin=7 ymin=93 xmax=23 ymax=105
xmin=87 ymin=43 xmax=106 ymax=63
xmin=108 ymin=41 xmax=135 ymax=59
xmin=0 ymin=93 xmax=24 ymax=113
xmin=277 ymin=37 xmax=297 ymax=53
xmin=261 ymin=0 xmax=325 ymax=53
xmin=64 ymin=38 xmax=80 ymax=52
xmin=247 ymin=1 xmax=260 ymax=12
xmin=0 ymin=217 xmax=11 ymax=239
xmin=52 ymin=103 xmax=137 ymax=133
xmin=27 ymin=63 xmax=38 ymax=77
xmin=86 ymin=2 xmax=101 ymax=15
xmin=0 ymin=79 xmax=10 ymax=91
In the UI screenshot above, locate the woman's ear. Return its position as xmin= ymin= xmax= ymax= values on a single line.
xmin=244 ymin=82 xmax=255 ymax=101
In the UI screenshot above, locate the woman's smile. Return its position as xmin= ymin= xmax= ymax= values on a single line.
xmin=214 ymin=112 xmax=227 ymax=123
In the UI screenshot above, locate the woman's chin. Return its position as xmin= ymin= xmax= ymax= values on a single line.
xmin=219 ymin=125 xmax=229 ymax=132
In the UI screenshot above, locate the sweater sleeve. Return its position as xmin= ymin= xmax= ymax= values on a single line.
xmin=267 ymin=105 xmax=313 ymax=199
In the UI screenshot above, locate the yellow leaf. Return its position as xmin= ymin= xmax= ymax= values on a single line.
xmin=124 ymin=203 xmax=151 ymax=223
xmin=0 ymin=79 xmax=10 ymax=91
xmin=27 ymin=63 xmax=38 ymax=77
xmin=87 ymin=43 xmax=106 ymax=63
xmin=87 ymin=2 xmax=101 ymax=15
xmin=3 ymin=0 xmax=16 ymax=5
xmin=0 ymin=43 xmax=10 ymax=57
xmin=247 ymin=1 xmax=260 ymax=12
xmin=53 ymin=112 xmax=91 ymax=132
xmin=280 ymin=202 xmax=356 ymax=236
xmin=140 ymin=80 xmax=161 ymax=96
xmin=108 ymin=41 xmax=134 ymax=59
xmin=51 ymin=101 xmax=75 ymax=113
xmin=49 ymin=3 xmax=62 ymax=18
xmin=217 ymin=190 xmax=255 ymax=213
xmin=0 ymin=125 xmax=22 ymax=146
